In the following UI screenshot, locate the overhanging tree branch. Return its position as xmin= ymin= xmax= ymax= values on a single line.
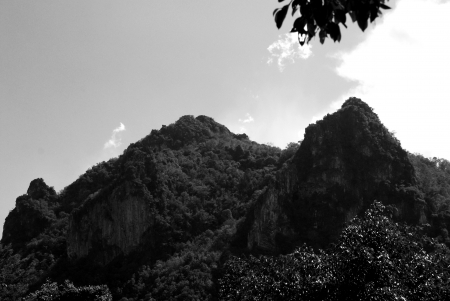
xmin=273 ymin=0 xmax=391 ymax=45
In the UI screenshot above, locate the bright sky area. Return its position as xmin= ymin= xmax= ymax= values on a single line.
xmin=1 ymin=0 xmax=450 ymax=233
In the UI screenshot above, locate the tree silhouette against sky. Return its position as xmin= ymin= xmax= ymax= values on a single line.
xmin=274 ymin=0 xmax=391 ymax=45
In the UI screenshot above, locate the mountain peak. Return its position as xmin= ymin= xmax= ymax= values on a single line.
xmin=27 ymin=178 xmax=55 ymax=199
xmin=137 ymin=115 xmax=235 ymax=151
xmin=249 ymin=97 xmax=422 ymax=251
xmin=341 ymin=97 xmax=374 ymax=112
xmin=297 ymin=97 xmax=415 ymax=191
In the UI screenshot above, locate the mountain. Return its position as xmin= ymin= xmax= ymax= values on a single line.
xmin=247 ymin=97 xmax=427 ymax=253
xmin=1 ymin=98 xmax=450 ymax=300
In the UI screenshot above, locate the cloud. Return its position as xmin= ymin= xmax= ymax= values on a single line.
xmin=267 ymin=33 xmax=312 ymax=71
xmin=239 ymin=113 xmax=254 ymax=123
xmin=334 ymin=0 xmax=450 ymax=159
xmin=104 ymin=122 xmax=126 ymax=149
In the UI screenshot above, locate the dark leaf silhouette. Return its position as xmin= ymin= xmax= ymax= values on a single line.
xmin=275 ymin=0 xmax=391 ymax=44
xmin=327 ymin=22 xmax=341 ymax=42
xmin=357 ymin=10 xmax=369 ymax=31
xmin=275 ymin=3 xmax=290 ymax=29
xmin=334 ymin=9 xmax=347 ymax=27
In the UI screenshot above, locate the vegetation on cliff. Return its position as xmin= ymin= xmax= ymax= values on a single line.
xmin=1 ymin=99 xmax=450 ymax=300
xmin=1 ymin=115 xmax=286 ymax=300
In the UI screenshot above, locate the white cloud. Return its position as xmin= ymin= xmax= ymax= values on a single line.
xmin=104 ymin=122 xmax=126 ymax=149
xmin=333 ymin=0 xmax=450 ymax=159
xmin=239 ymin=113 xmax=254 ymax=123
xmin=267 ymin=33 xmax=312 ymax=71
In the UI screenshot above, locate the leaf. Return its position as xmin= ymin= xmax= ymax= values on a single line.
xmin=293 ymin=16 xmax=307 ymax=34
xmin=356 ymin=11 xmax=369 ymax=31
xmin=370 ymin=7 xmax=379 ymax=23
xmin=291 ymin=1 xmax=300 ymax=16
xmin=319 ymin=29 xmax=327 ymax=44
xmin=300 ymin=3 xmax=311 ymax=18
xmin=349 ymin=11 xmax=357 ymax=23
xmin=307 ymin=19 xmax=316 ymax=36
xmin=334 ymin=10 xmax=346 ymax=26
xmin=274 ymin=4 xmax=290 ymax=29
xmin=379 ymin=3 xmax=391 ymax=10
xmin=314 ymin=5 xmax=329 ymax=28
xmin=273 ymin=8 xmax=279 ymax=17
xmin=327 ymin=22 xmax=341 ymax=42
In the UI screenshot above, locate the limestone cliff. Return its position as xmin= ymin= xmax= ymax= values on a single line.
xmin=248 ymin=98 xmax=427 ymax=252
xmin=67 ymin=181 xmax=153 ymax=265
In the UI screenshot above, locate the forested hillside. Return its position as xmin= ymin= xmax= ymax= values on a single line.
xmin=1 ymin=99 xmax=450 ymax=300
xmin=1 ymin=115 xmax=292 ymax=300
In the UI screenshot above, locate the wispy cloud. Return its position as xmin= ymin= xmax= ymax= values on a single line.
xmin=239 ymin=113 xmax=254 ymax=123
xmin=104 ymin=123 xmax=126 ymax=149
xmin=267 ymin=33 xmax=312 ymax=71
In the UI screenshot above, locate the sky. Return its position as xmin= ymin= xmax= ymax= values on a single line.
xmin=1 ymin=0 xmax=450 ymax=234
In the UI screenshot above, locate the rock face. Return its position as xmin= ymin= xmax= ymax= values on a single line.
xmin=248 ymin=98 xmax=427 ymax=252
xmin=67 ymin=182 xmax=152 ymax=265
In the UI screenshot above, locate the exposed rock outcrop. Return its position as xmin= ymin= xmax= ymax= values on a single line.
xmin=67 ymin=181 xmax=153 ymax=265
xmin=248 ymin=98 xmax=427 ymax=252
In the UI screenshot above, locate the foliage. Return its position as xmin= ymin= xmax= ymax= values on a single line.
xmin=24 ymin=279 xmax=111 ymax=301
xmin=1 ymin=115 xmax=283 ymax=300
xmin=118 ymin=222 xmax=237 ymax=300
xmin=273 ymin=0 xmax=391 ymax=45
xmin=2 ymin=113 xmax=450 ymax=300
xmin=220 ymin=201 xmax=450 ymax=300
xmin=0 ymin=244 xmax=32 ymax=300
xmin=278 ymin=141 xmax=301 ymax=167
xmin=409 ymin=153 xmax=450 ymax=245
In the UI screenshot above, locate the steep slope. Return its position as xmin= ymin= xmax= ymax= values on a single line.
xmin=409 ymin=154 xmax=450 ymax=243
xmin=65 ymin=115 xmax=280 ymax=266
xmin=1 ymin=114 xmax=283 ymax=300
xmin=248 ymin=98 xmax=427 ymax=252
xmin=1 ymin=100 xmax=449 ymax=300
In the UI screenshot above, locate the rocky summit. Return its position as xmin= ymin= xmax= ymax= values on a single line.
xmin=248 ymin=97 xmax=427 ymax=253
xmin=1 ymin=98 xmax=449 ymax=300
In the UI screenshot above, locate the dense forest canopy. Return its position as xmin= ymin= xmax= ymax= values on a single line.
xmin=220 ymin=202 xmax=450 ymax=300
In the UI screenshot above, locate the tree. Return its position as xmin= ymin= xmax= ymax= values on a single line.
xmin=24 ymin=280 xmax=112 ymax=301
xmin=273 ymin=0 xmax=391 ymax=45
xmin=220 ymin=202 xmax=450 ymax=300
